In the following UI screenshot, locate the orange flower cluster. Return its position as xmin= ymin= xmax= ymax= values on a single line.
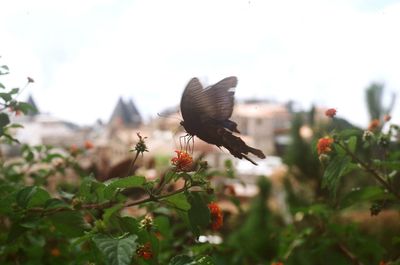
xmin=317 ymin=137 xmax=334 ymax=155
xmin=136 ymin=242 xmax=153 ymax=260
xmin=171 ymin=150 xmax=193 ymax=172
xmin=271 ymin=262 xmax=284 ymax=265
xmin=69 ymin=144 xmax=79 ymax=155
xmin=208 ymin=202 xmax=223 ymax=230
xmin=325 ymin=108 xmax=337 ymax=118
xmin=84 ymin=140 xmax=94 ymax=150
xmin=368 ymin=119 xmax=380 ymax=131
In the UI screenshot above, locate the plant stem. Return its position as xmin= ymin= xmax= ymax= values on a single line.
xmin=336 ymin=142 xmax=400 ymax=200
xmin=28 ymin=183 xmax=198 ymax=215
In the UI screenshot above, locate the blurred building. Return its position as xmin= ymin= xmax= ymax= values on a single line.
xmin=10 ymin=95 xmax=88 ymax=147
xmin=232 ymin=100 xmax=292 ymax=156
xmin=109 ymin=97 xmax=142 ymax=128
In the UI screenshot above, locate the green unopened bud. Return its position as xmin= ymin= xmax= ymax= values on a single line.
xmin=133 ymin=133 xmax=148 ymax=154
xmin=318 ymin=154 xmax=330 ymax=164
xmin=71 ymin=198 xmax=82 ymax=209
xmin=139 ymin=215 xmax=153 ymax=231
xmin=377 ymin=134 xmax=389 ymax=148
xmin=362 ymin=130 xmax=374 ymax=142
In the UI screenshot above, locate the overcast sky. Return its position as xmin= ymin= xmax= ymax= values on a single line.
xmin=1 ymin=0 xmax=399 ymax=127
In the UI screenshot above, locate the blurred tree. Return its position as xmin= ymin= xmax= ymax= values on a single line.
xmin=227 ymin=177 xmax=278 ymax=264
xmin=365 ymin=82 xmax=396 ymax=121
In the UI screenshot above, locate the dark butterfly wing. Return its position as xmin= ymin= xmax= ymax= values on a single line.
xmin=180 ymin=77 xmax=204 ymax=123
xmin=180 ymin=76 xmax=237 ymax=124
xmin=203 ymin=76 xmax=237 ymax=121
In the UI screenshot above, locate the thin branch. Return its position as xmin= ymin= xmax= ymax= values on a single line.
xmin=28 ymin=183 xmax=198 ymax=215
xmin=337 ymin=243 xmax=364 ymax=265
xmin=336 ymin=141 xmax=400 ymax=200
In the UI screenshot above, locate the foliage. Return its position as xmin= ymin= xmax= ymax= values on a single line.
xmin=1 ymin=62 xmax=400 ymax=265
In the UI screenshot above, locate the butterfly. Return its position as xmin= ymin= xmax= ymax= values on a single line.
xmin=180 ymin=76 xmax=265 ymax=165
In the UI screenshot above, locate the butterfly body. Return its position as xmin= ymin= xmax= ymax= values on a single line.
xmin=180 ymin=76 xmax=266 ymax=165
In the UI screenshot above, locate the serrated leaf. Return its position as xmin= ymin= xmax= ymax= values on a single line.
xmin=93 ymin=234 xmax=138 ymax=265
xmin=188 ymin=193 xmax=210 ymax=236
xmin=44 ymin=198 xmax=70 ymax=209
xmin=154 ymin=216 xmax=172 ymax=239
xmin=193 ymin=256 xmax=215 ymax=265
xmin=103 ymin=203 xmax=123 ymax=225
xmin=26 ymin=187 xmax=50 ymax=208
xmin=118 ymin=216 xmax=140 ymax=234
xmin=340 ymin=187 xmax=396 ymax=209
xmin=347 ymin=136 xmax=357 ymax=153
xmin=322 ymin=156 xmax=351 ymax=198
xmin=104 ymin=176 xmax=145 ymax=200
xmin=49 ymin=211 xmax=86 ymax=237
xmin=164 ymin=193 xmax=191 ymax=211
xmin=16 ymin=186 xmax=38 ymax=208
xmin=79 ymin=177 xmax=106 ymax=203
xmin=169 ymin=255 xmax=215 ymax=265
xmin=373 ymin=160 xmax=400 ymax=170
xmin=339 ymin=129 xmax=362 ymax=139
xmin=169 ymin=255 xmax=193 ymax=265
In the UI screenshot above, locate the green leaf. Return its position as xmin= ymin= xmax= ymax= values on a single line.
xmin=154 ymin=216 xmax=172 ymax=239
xmin=103 ymin=203 xmax=124 ymax=225
xmin=7 ymin=223 xmax=27 ymax=243
xmin=193 ymin=256 xmax=215 ymax=265
xmin=79 ymin=177 xmax=106 ymax=203
xmin=104 ymin=176 xmax=145 ymax=199
xmin=169 ymin=255 xmax=193 ymax=265
xmin=169 ymin=255 xmax=215 ymax=265
xmin=44 ymin=198 xmax=70 ymax=209
xmin=0 ymin=112 xmax=10 ymax=129
xmin=10 ymin=88 xmax=19 ymax=94
xmin=322 ymin=156 xmax=351 ymax=198
xmin=16 ymin=186 xmax=37 ymax=208
xmin=0 ymin=82 xmax=5 ymax=89
xmin=8 ymin=123 xmax=24 ymax=128
xmin=347 ymin=136 xmax=357 ymax=153
xmin=118 ymin=216 xmax=140 ymax=234
xmin=0 ymin=194 xmax=17 ymax=214
xmin=49 ymin=211 xmax=86 ymax=237
xmin=338 ymin=129 xmax=362 ymax=139
xmin=17 ymin=102 xmax=35 ymax=114
xmin=340 ymin=187 xmax=396 ymax=209
xmin=164 ymin=193 xmax=191 ymax=211
xmin=26 ymin=187 xmax=51 ymax=208
xmin=0 ymin=92 xmax=12 ymax=102
xmin=373 ymin=160 xmax=400 ymax=170
xmin=93 ymin=234 xmax=138 ymax=265
xmin=188 ymin=193 xmax=210 ymax=236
